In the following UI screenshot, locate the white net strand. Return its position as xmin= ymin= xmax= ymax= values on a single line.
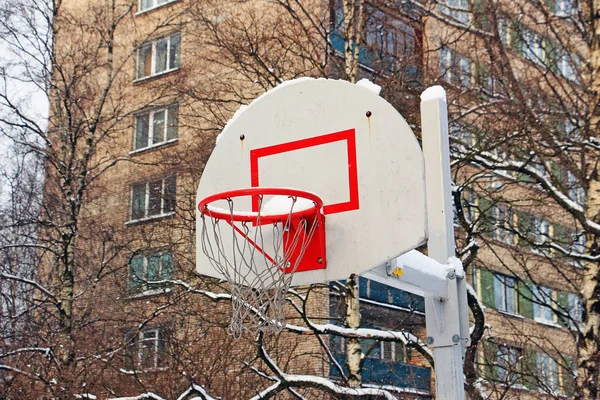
xmin=199 ymin=194 xmax=321 ymax=338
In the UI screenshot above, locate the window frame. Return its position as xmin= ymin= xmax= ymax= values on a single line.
xmin=128 ymin=250 xmax=174 ymax=295
xmin=129 ymin=176 xmax=176 ymax=223
xmin=557 ymin=54 xmax=576 ymax=80
xmin=555 ymin=0 xmax=575 ymax=16
xmin=567 ymin=293 xmax=582 ymax=328
xmin=533 ymin=285 xmax=556 ymax=325
xmin=125 ymin=327 xmax=168 ymax=371
xmin=523 ymin=31 xmax=544 ymax=64
xmin=138 ymin=328 xmax=160 ymax=370
xmin=536 ymin=352 xmax=560 ymax=392
xmin=438 ymin=0 xmax=470 ymax=24
xmin=494 ymin=274 xmax=519 ymax=315
xmin=361 ymin=337 xmax=406 ymax=363
xmin=364 ymin=8 xmax=416 ymax=58
xmin=439 ymin=48 xmax=472 ymax=88
xmin=491 ymin=204 xmax=515 ymax=244
xmin=496 ymin=346 xmax=521 ymax=384
xmin=132 ymin=104 xmax=179 ymax=153
xmin=531 ymin=217 xmax=552 ymax=254
xmin=135 ymin=33 xmax=181 ymax=80
xmin=137 ymin=0 xmax=178 ymax=14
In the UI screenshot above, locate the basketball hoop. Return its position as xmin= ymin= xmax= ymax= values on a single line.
xmin=198 ymin=187 xmax=326 ymax=337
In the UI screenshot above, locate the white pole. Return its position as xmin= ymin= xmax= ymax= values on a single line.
xmin=420 ymin=86 xmax=467 ymax=400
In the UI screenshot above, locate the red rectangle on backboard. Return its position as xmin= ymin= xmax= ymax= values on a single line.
xmin=249 ymin=129 xmax=359 ymax=215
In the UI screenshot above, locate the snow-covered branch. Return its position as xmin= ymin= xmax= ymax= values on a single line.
xmin=254 ymin=335 xmax=400 ymax=400
xmin=458 ymin=146 xmax=600 ymax=235
xmin=107 ymin=394 xmax=165 ymax=400
xmin=0 ymin=272 xmax=56 ymax=299
xmin=0 ymin=347 xmax=53 ymax=359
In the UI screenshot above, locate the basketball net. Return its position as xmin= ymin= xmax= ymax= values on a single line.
xmin=199 ymin=191 xmax=323 ymax=338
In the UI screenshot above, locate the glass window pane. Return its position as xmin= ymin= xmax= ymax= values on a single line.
xmin=139 ymin=334 xmax=157 ymax=369
xmin=147 ymin=255 xmax=160 ymax=281
xmin=163 ymin=176 xmax=176 ymax=213
xmin=161 ymin=252 xmax=173 ymax=280
xmin=361 ymin=339 xmax=381 ymax=359
xmin=137 ymin=44 xmax=152 ymax=79
xmin=494 ymin=275 xmax=504 ymax=310
xmin=460 ymin=58 xmax=471 ymax=87
xmin=143 ymin=330 xmax=157 ymax=339
xmin=169 ymin=34 xmax=181 ymax=69
xmin=383 ymin=342 xmax=392 ymax=360
xmin=135 ymin=113 xmax=149 ymax=149
xmin=155 ymin=39 xmax=168 ymax=73
xmin=394 ymin=342 xmax=404 ymax=362
xmin=129 ymin=256 xmax=144 ymax=290
xmin=329 ymin=335 xmax=344 ymax=353
xmin=140 ymin=0 xmax=153 ymax=11
xmin=541 ymin=287 xmax=553 ymax=321
xmin=131 ymin=182 xmax=147 ymax=220
xmin=152 ymin=110 xmax=165 ymax=144
xmin=166 ymin=104 xmax=178 ymax=140
xmin=505 ymin=277 xmax=516 ymax=313
xmin=148 ymin=179 xmax=163 ymax=216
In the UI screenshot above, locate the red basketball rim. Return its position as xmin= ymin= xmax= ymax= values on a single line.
xmin=198 ymin=187 xmax=323 ymax=223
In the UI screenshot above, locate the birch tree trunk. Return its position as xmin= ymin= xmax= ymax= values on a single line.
xmin=345 ymin=274 xmax=361 ymax=388
xmin=579 ymin=1 xmax=600 ymax=397
xmin=342 ymin=0 xmax=364 ymax=83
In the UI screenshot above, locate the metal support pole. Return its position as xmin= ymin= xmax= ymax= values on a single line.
xmin=420 ymin=87 xmax=469 ymax=400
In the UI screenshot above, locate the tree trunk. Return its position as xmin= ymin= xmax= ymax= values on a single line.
xmin=579 ymin=1 xmax=600 ymax=397
xmin=342 ymin=0 xmax=364 ymax=83
xmin=345 ymin=274 xmax=361 ymax=388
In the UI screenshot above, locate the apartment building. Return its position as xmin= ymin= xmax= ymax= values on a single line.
xmin=27 ymin=0 xmax=589 ymax=398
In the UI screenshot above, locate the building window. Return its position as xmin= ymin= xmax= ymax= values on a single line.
xmin=573 ymin=231 xmax=586 ymax=254
xmin=136 ymin=33 xmax=181 ymax=80
xmin=449 ymin=122 xmax=475 ymax=147
xmin=497 ymin=19 xmax=509 ymax=46
xmin=439 ymin=48 xmax=471 ymax=87
xmin=557 ymin=54 xmax=576 ymax=80
xmin=537 ymin=353 xmax=560 ymax=392
xmin=463 ymin=189 xmax=477 ymax=223
xmin=566 ymin=293 xmax=582 ymax=328
xmin=567 ymin=171 xmax=585 ymax=204
xmin=532 ymin=218 xmax=552 ymax=253
xmin=134 ymin=104 xmax=179 ymax=151
xmin=130 ymin=176 xmax=176 ymax=221
xmin=362 ymin=338 xmax=406 ymax=363
xmin=492 ymin=205 xmax=515 ymax=244
xmin=497 ymin=346 xmax=521 ymax=384
xmin=359 ymin=277 xmax=425 ymax=312
xmin=555 ymin=0 xmax=575 ymax=16
xmin=494 ymin=274 xmax=518 ymax=314
xmin=476 ymin=64 xmax=496 ymax=96
xmin=126 ymin=328 xmax=168 ymax=370
xmin=560 ymin=118 xmax=580 ymax=140
xmin=523 ymin=31 xmax=544 ymax=64
xmin=459 ymin=57 xmax=472 ymax=87
xmin=364 ymin=9 xmax=416 ymax=58
xmin=128 ymin=251 xmax=173 ymax=294
xmin=139 ymin=0 xmax=176 ymax=13
xmin=533 ymin=286 xmax=555 ymax=324
xmin=439 ymin=47 xmax=452 ymax=80
xmin=439 ymin=0 xmax=470 ymax=24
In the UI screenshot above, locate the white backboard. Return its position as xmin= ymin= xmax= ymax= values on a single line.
xmin=196 ymin=78 xmax=427 ymax=286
